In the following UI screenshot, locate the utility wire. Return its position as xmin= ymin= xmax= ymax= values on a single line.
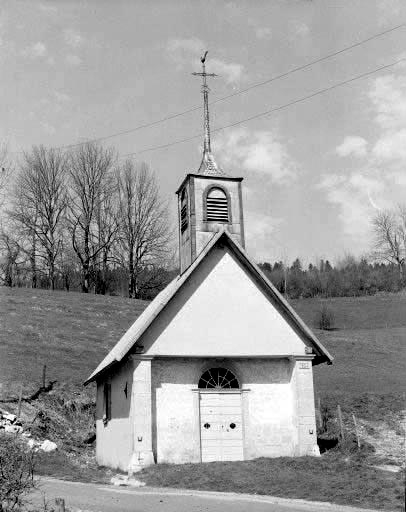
xmin=55 ymin=23 xmax=405 ymax=150
xmin=121 ymin=56 xmax=406 ymax=158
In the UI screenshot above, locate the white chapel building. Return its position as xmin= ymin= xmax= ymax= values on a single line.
xmin=85 ymin=55 xmax=333 ymax=473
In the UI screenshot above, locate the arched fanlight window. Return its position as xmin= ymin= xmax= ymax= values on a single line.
xmin=206 ymin=187 xmax=229 ymax=223
xmin=198 ymin=367 xmax=239 ymax=389
xmin=180 ymin=188 xmax=188 ymax=232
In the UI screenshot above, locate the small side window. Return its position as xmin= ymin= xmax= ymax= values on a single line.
xmin=180 ymin=189 xmax=188 ymax=232
xmin=103 ymin=382 xmax=111 ymax=425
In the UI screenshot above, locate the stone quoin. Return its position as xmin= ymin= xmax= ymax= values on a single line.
xmin=85 ymin=53 xmax=333 ymax=473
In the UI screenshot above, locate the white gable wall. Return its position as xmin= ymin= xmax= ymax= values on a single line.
xmin=139 ymin=246 xmax=307 ymax=357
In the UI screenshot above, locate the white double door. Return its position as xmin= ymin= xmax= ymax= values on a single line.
xmin=200 ymin=392 xmax=244 ymax=462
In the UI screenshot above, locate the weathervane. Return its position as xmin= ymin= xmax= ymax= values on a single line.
xmin=192 ymin=51 xmax=218 ymax=154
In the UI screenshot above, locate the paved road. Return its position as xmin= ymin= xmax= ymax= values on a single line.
xmin=28 ymin=478 xmax=380 ymax=512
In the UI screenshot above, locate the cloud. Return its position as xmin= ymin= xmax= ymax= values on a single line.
xmin=208 ymin=59 xmax=244 ymax=84
xmin=53 ymin=91 xmax=70 ymax=103
xmin=39 ymin=3 xmax=57 ymax=14
xmin=373 ymin=129 xmax=406 ymax=161
xmin=369 ymin=73 xmax=406 ymax=131
xmin=322 ymin=64 xmax=406 ymax=247
xmin=166 ymin=38 xmax=244 ymax=84
xmin=244 ymin=210 xmax=283 ymax=260
xmin=255 ymin=27 xmax=272 ymax=40
xmin=40 ymin=121 xmax=56 ymax=135
xmin=215 ymin=128 xmax=297 ymax=184
xmin=317 ymin=172 xmax=386 ymax=241
xmin=336 ymin=136 xmax=368 ymax=157
xmin=377 ymin=0 xmax=403 ymax=25
xmin=66 ymin=54 xmax=82 ymax=66
xmin=291 ymin=21 xmax=310 ymax=37
xmin=64 ymin=28 xmax=84 ymax=48
xmin=22 ymin=41 xmax=47 ymax=58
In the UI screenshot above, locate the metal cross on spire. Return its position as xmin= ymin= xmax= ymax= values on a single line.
xmin=192 ymin=51 xmax=217 ymax=154
xmin=192 ymin=51 xmax=226 ymax=176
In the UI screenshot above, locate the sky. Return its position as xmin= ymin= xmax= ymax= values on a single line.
xmin=1 ymin=0 xmax=406 ymax=265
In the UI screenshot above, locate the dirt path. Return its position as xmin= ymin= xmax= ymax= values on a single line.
xmin=29 ymin=478 xmax=384 ymax=512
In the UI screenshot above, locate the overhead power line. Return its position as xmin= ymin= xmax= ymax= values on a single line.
xmin=56 ymin=23 xmax=405 ymax=151
xmin=121 ymin=56 xmax=406 ymax=158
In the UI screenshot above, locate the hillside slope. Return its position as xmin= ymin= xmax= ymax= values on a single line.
xmin=0 ymin=286 xmax=404 ymax=398
xmin=0 ymin=286 xmax=148 ymax=396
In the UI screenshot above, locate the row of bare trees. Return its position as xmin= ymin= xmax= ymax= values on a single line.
xmin=0 ymin=142 xmax=173 ymax=298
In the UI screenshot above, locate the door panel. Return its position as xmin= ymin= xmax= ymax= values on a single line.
xmin=200 ymin=392 xmax=243 ymax=462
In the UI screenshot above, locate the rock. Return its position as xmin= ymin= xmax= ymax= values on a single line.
xmin=27 ymin=439 xmax=40 ymax=449
xmin=128 ymin=479 xmax=146 ymax=487
xmin=5 ymin=424 xmax=23 ymax=434
xmin=111 ymin=475 xmax=129 ymax=486
xmin=40 ymin=440 xmax=57 ymax=452
xmin=3 ymin=413 xmax=17 ymax=423
xmin=110 ymin=474 xmax=145 ymax=487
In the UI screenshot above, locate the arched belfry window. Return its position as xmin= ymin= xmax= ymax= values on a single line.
xmin=180 ymin=188 xmax=188 ymax=232
xmin=198 ymin=368 xmax=239 ymax=389
xmin=205 ymin=187 xmax=229 ymax=223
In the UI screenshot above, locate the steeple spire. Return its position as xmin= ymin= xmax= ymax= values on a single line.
xmin=192 ymin=51 xmax=227 ymax=176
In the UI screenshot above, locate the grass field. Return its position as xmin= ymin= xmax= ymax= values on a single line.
xmin=0 ymin=286 xmax=148 ymax=396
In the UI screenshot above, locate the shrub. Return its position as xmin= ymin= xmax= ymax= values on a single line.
xmin=316 ymin=304 xmax=335 ymax=330
xmin=0 ymin=433 xmax=36 ymax=511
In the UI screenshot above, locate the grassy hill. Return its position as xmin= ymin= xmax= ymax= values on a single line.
xmin=0 ymin=286 xmax=148 ymax=396
xmin=291 ymin=295 xmax=406 ymax=397
xmin=0 ymin=286 xmax=404 ymax=401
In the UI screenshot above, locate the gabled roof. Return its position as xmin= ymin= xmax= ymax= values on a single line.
xmin=84 ymin=229 xmax=333 ymax=385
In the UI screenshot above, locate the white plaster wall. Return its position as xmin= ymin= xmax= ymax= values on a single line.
xmin=152 ymin=358 xmax=302 ymax=463
xmin=95 ymin=358 xmax=133 ymax=471
xmin=152 ymin=359 xmax=201 ymax=464
xmin=234 ymin=360 xmax=297 ymax=458
xmin=141 ymin=246 xmax=307 ymax=357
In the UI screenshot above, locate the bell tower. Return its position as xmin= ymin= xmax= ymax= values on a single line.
xmin=176 ymin=52 xmax=245 ymax=274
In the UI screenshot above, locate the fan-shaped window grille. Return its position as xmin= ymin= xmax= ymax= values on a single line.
xmin=206 ymin=187 xmax=229 ymax=223
xmin=198 ymin=368 xmax=239 ymax=389
xmin=180 ymin=189 xmax=188 ymax=232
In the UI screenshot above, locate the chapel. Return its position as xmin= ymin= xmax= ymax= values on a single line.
xmin=85 ymin=54 xmax=333 ymax=473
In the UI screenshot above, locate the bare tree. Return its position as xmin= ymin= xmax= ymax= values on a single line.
xmin=10 ymin=146 xmax=68 ymax=289
xmin=67 ymin=142 xmax=117 ymax=293
xmin=0 ymin=143 xmax=12 ymax=208
xmin=94 ymin=188 xmax=119 ymax=294
xmin=372 ymin=205 xmax=406 ymax=281
xmin=116 ymin=160 xmax=171 ymax=299
xmin=0 ymin=230 xmax=21 ymax=287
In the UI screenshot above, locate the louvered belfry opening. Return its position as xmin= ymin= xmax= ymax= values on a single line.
xmin=180 ymin=189 xmax=188 ymax=232
xmin=206 ymin=187 xmax=229 ymax=223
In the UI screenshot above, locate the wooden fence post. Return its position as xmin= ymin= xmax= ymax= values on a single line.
xmin=316 ymin=397 xmax=322 ymax=429
xmin=55 ymin=498 xmax=65 ymax=512
xmin=17 ymin=384 xmax=23 ymax=419
xmin=42 ymin=365 xmax=46 ymax=389
xmin=337 ymin=405 xmax=345 ymax=441
xmin=352 ymin=413 xmax=361 ymax=450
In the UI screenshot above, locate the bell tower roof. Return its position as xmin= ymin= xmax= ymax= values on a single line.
xmin=192 ymin=51 xmax=229 ymax=177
